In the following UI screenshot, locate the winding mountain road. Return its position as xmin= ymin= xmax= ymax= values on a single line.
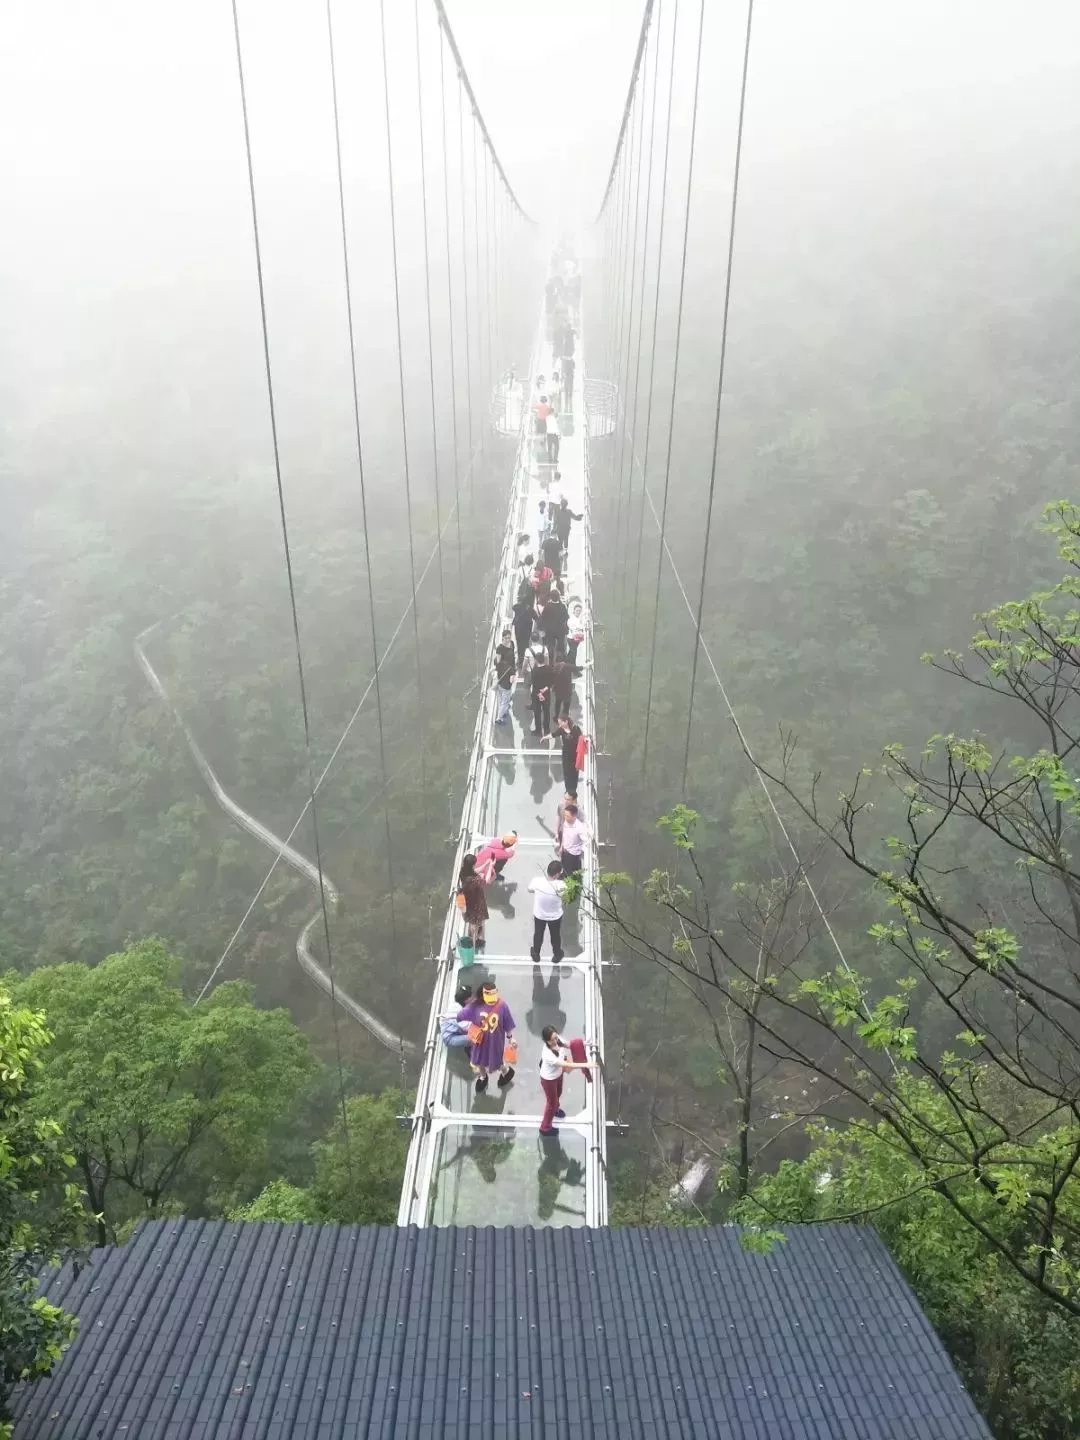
xmin=135 ymin=622 xmax=415 ymax=1055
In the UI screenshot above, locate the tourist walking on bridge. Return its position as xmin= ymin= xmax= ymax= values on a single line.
xmin=556 ymin=714 xmax=585 ymax=798
xmin=457 ymin=980 xmax=516 ymax=1094
xmin=457 ymin=854 xmax=488 ymax=952
xmin=529 ymin=649 xmax=554 ymax=740
xmin=552 ymin=497 xmax=583 ymax=558
xmin=530 ymin=558 xmax=554 ymax=605
xmin=545 ymin=409 xmax=561 ymax=465
xmin=540 ymin=587 xmax=569 ymax=657
xmin=529 ymin=861 xmax=566 ymax=964
xmin=541 ymin=530 xmax=562 ymax=582
xmin=566 ymin=599 xmax=589 ymax=674
xmin=493 ymin=629 xmax=515 ymax=726
xmin=561 ymin=354 xmax=575 ymax=411
xmin=550 ymin=656 xmax=573 ymax=721
xmin=558 ymin=801 xmax=589 ymax=880
xmin=512 ymin=590 xmax=534 ymax=669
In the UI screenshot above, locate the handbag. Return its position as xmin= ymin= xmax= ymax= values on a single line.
xmin=467 ymin=1021 xmax=484 ymax=1045
xmin=504 ymin=1037 xmax=518 ymax=1065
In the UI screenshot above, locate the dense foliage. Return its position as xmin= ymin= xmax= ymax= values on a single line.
xmin=231 ymin=1091 xmax=409 ymax=1226
xmin=595 ymin=505 xmax=1080 ymax=1437
xmin=0 ymin=986 xmax=86 ymax=1435
xmin=735 ymin=1085 xmax=1080 ymax=1440
xmin=10 ymin=940 xmax=315 ymax=1243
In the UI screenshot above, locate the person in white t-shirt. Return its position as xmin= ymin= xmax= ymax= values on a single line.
xmin=545 ymin=410 xmax=561 ymax=464
xmin=538 ymin=1025 xmax=588 ymax=1136
xmin=528 ymin=860 xmax=566 ymax=963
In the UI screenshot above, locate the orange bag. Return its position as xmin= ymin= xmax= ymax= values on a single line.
xmin=504 ymin=1037 xmax=519 ymax=1065
xmin=467 ymin=1021 xmax=484 ymax=1044
xmin=455 ymin=891 xmax=466 ymax=911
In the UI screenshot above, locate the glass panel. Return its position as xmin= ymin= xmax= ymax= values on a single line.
xmin=441 ymin=963 xmax=588 ymax=1114
xmin=427 ymin=1124 xmax=588 ymax=1227
xmin=474 ymin=876 xmax=583 ymax=958
xmin=487 ymin=676 xmax=585 ymax=749
xmin=480 ymin=753 xmax=567 ymax=835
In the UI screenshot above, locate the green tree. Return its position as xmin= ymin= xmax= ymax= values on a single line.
xmin=735 ymin=1078 xmax=1080 ymax=1440
xmin=11 ymin=939 xmax=314 ymax=1242
xmin=232 ymin=1090 xmax=408 ymax=1226
xmin=0 ymin=986 xmax=87 ymax=1437
xmin=598 ymin=505 xmax=1080 ymax=1320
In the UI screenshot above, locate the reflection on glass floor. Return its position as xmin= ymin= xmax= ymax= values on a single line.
xmin=442 ymin=963 xmax=588 ymax=1113
xmin=427 ymin=1124 xmax=587 ymax=1227
xmin=487 ymin=681 xmax=584 ymax=751
xmin=477 ymin=880 xmax=582 ymax=957
xmin=480 ymin=753 xmax=567 ymax=836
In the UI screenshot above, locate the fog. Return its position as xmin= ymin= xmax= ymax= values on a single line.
xmin=2 ymin=0 xmax=1080 ymax=1149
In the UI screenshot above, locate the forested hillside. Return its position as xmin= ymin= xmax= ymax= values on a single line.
xmin=4 ymin=4 xmax=1080 ymax=1433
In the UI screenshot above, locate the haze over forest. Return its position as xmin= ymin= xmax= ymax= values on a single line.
xmin=3 ymin=3 xmax=1080 ymax=1435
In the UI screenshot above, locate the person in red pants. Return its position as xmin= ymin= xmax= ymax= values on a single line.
xmin=538 ymin=1026 xmax=590 ymax=1136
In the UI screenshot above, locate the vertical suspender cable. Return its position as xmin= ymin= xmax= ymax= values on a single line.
xmin=635 ymin=0 xmax=708 ymax=1218
xmin=378 ymin=0 xmax=431 ymax=853
xmin=231 ymin=0 xmax=351 ymax=1175
xmin=599 ymin=146 xmax=623 ymax=386
xmin=473 ymin=124 xmax=486 ymax=427
xmin=324 ymin=0 xmax=400 ymax=983
xmin=611 ymin=85 xmax=645 ymax=655
xmin=439 ymin=33 xmax=465 ymax=617
xmin=621 ymin=0 xmax=669 ymax=721
xmin=641 ymin=0 xmax=703 ymax=778
xmin=612 ymin=49 xmax=651 ymax=656
xmin=485 ymin=148 xmax=497 ymax=394
xmin=604 ymin=142 xmax=631 ymax=405
xmin=681 ymin=0 xmax=756 ymax=793
xmin=414 ymin=0 xmax=447 ymax=639
xmin=458 ymin=73 xmax=475 ymax=474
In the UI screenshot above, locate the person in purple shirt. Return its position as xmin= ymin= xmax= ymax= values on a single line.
xmin=457 ymin=980 xmax=517 ymax=1094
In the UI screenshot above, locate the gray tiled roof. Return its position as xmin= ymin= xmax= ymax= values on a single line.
xmin=14 ymin=1220 xmax=990 ymax=1439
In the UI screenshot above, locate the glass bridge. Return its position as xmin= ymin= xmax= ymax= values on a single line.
xmin=397 ymin=292 xmax=607 ymax=1227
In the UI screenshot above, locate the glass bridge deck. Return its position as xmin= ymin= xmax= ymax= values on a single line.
xmin=397 ymin=319 xmax=607 ymax=1227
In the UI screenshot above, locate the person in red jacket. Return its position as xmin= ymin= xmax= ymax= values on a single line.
xmin=529 ymin=561 xmax=554 ymax=607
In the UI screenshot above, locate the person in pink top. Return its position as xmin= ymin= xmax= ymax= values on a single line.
xmin=475 ymin=832 xmax=518 ymax=883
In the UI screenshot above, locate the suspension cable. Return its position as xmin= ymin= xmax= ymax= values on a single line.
xmin=621 ymin=0 xmax=666 ymax=703
xmin=431 ymin=0 xmax=531 ymax=220
xmin=458 ymin=72 xmax=475 ymax=476
xmin=200 ymin=471 xmax=471 ymax=994
xmin=473 ymin=123 xmax=485 ymax=418
xmin=324 ymin=0 xmax=400 ymax=974
xmin=230 ymin=0 xmax=351 ymax=1176
xmin=439 ymin=32 xmax=465 ymax=613
xmin=641 ymin=0 xmax=700 ymax=777
xmin=682 ymin=0 xmax=755 ymax=792
xmin=486 ymin=146 xmax=497 ymax=408
xmin=379 ymin=0 xmax=431 ymax=857
xmin=614 ymin=13 xmax=660 ymax=657
xmin=612 ymin=76 xmax=647 ymax=657
xmin=414 ymin=0 xmax=447 ymax=640
xmin=595 ymin=0 xmax=658 ymax=220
